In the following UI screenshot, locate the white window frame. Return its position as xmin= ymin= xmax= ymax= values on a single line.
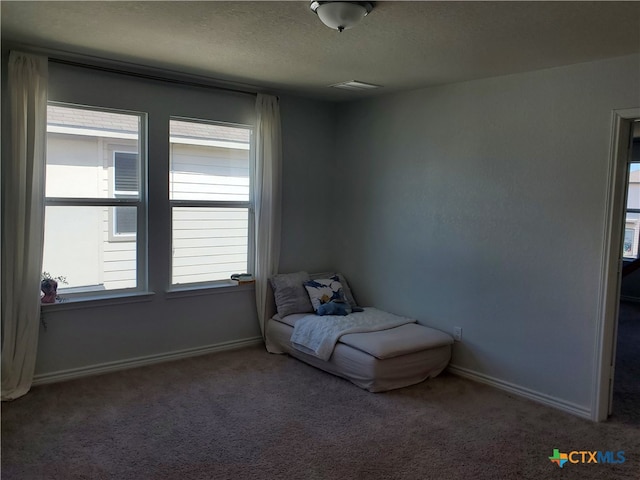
xmin=169 ymin=116 xmax=254 ymax=289
xmin=45 ymin=101 xmax=148 ymax=298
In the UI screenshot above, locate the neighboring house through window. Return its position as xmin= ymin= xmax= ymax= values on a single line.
xmin=624 ymin=164 xmax=640 ymax=260
xmin=43 ymin=104 xmax=254 ymax=299
xmin=169 ymin=118 xmax=253 ymax=286
xmin=44 ymin=103 xmax=145 ymax=295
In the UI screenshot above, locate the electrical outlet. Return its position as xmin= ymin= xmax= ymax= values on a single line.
xmin=453 ymin=326 xmax=462 ymax=341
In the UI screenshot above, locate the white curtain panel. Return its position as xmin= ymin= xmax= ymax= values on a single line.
xmin=254 ymin=94 xmax=282 ymax=336
xmin=1 ymin=52 xmax=48 ymax=400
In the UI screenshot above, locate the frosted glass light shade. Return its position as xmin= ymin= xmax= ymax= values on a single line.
xmin=310 ymin=2 xmax=373 ymax=32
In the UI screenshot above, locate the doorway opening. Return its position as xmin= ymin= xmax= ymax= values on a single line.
xmin=595 ymin=110 xmax=640 ymax=422
xmin=612 ymin=121 xmax=640 ymax=423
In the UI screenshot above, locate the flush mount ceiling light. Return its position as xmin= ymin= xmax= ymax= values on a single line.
xmin=310 ymin=1 xmax=374 ymax=32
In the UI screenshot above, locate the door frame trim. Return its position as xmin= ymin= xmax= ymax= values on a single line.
xmin=593 ymin=108 xmax=638 ymax=421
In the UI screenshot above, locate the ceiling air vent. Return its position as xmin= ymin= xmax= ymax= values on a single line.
xmin=329 ymin=80 xmax=381 ymax=91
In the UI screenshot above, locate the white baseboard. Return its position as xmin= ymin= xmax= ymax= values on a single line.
xmin=447 ymin=364 xmax=592 ymax=420
xmin=33 ymin=336 xmax=264 ymax=386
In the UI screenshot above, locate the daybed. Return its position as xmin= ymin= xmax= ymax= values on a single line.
xmin=265 ymin=271 xmax=454 ymax=392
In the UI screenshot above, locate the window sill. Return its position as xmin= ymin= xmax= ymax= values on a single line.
xmin=40 ymin=291 xmax=155 ymax=313
xmin=167 ymin=281 xmax=255 ymax=299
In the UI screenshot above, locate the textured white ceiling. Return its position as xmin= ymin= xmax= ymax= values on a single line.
xmin=2 ymin=1 xmax=639 ymax=101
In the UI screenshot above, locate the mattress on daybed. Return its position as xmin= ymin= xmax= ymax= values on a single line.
xmin=266 ymin=313 xmax=453 ymax=392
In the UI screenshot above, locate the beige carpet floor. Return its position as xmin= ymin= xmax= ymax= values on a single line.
xmin=2 ymin=344 xmax=639 ymax=480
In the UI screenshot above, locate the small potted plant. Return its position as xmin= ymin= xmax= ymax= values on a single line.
xmin=41 ymin=272 xmax=67 ymax=304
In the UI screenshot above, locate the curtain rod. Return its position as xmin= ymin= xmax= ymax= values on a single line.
xmin=48 ymin=57 xmax=259 ymax=98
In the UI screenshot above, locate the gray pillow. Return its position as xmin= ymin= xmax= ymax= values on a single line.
xmin=269 ymin=271 xmax=314 ymax=318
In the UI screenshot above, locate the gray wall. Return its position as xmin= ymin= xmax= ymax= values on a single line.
xmin=333 ymin=54 xmax=640 ymax=410
xmin=2 ymin=60 xmax=336 ymax=377
xmin=278 ymin=95 xmax=337 ymax=274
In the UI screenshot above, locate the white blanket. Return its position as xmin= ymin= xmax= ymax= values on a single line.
xmin=290 ymin=307 xmax=415 ymax=360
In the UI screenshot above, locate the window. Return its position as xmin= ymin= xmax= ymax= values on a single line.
xmin=624 ymin=162 xmax=640 ymax=260
xmin=169 ymin=118 xmax=253 ymax=286
xmin=43 ymin=103 xmax=146 ymax=295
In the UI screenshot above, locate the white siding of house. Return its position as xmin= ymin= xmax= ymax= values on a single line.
xmin=171 ymin=142 xmax=250 ymax=284
xmin=44 ymin=134 xmax=105 ymax=289
xmin=43 ymin=205 xmax=104 ymax=289
xmin=170 ymin=143 xmax=249 ymax=201
xmin=46 ymin=134 xmax=102 ymax=197
xmin=102 ymin=226 xmax=137 ymax=289
xmin=172 ymin=207 xmax=248 ymax=284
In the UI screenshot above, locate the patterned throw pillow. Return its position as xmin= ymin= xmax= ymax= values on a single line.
xmin=304 ymin=276 xmax=348 ymax=312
